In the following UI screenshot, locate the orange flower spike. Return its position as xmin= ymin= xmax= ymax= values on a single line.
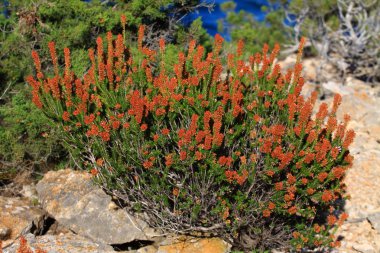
xmin=180 ymin=150 xmax=187 ymax=161
xmin=236 ymin=39 xmax=244 ymax=57
xmin=31 ymin=50 xmax=43 ymax=79
xmin=270 ymin=64 xmax=281 ymax=80
xmin=338 ymin=212 xmax=349 ymax=225
xmin=269 ymin=43 xmax=280 ymax=64
xmin=214 ymin=33 xmax=224 ymax=55
xmin=48 ymin=41 xmax=59 ymax=76
xmin=63 ymin=47 xmax=71 ymax=76
xmin=88 ymin=48 xmax=96 ymax=79
xmin=115 ymin=34 xmax=124 ymax=59
xmin=159 ymin=38 xmax=165 ymax=53
xmin=331 ymin=93 xmax=342 ymax=115
xmin=106 ymin=32 xmax=114 ymax=88
xmin=287 ymin=173 xmax=296 ymax=185
xmin=203 ymin=111 xmax=212 ymax=132
xmin=26 ymin=76 xmax=43 ymax=108
xmin=138 ymin=25 xmax=145 ymax=52
xmin=96 ymin=37 xmax=105 ymax=82
xmin=187 ymin=40 xmax=196 ymax=60
xmin=299 ymin=102 xmax=313 ymax=126
xmin=63 ymin=69 xmax=73 ymax=107
xmin=335 ymin=123 xmax=346 ymax=140
xmin=326 ymin=116 xmax=338 ymax=133
xmin=189 ymin=114 xmax=199 ymax=135
xmin=120 ymin=14 xmax=127 ymax=28
xmin=296 ymin=37 xmax=306 ymax=64
xmin=262 ymin=43 xmax=269 ymax=62
xmin=165 ymin=154 xmax=173 ymax=167
xmin=306 ymin=130 xmax=317 ymax=143
xmin=343 ymin=129 xmax=355 ymax=149
xmin=316 ymin=103 xmax=329 ymax=122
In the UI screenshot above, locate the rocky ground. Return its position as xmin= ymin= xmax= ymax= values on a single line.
xmin=326 ymin=79 xmax=380 ymax=253
xmin=1 ymin=56 xmax=380 ymax=253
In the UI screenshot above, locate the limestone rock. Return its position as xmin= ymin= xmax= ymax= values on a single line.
xmin=336 ymin=220 xmax=380 ymax=253
xmin=21 ymin=184 xmax=38 ymax=201
xmin=0 ymin=225 xmax=11 ymax=240
xmin=136 ymin=245 xmax=158 ymax=253
xmin=325 ymin=78 xmax=380 ymax=253
xmin=156 ymin=237 xmax=230 ymax=253
xmin=36 ymin=169 xmax=156 ymax=245
xmin=2 ymin=233 xmax=116 ymax=253
xmin=0 ymin=196 xmax=46 ymax=247
xmin=367 ymin=212 xmax=380 ymax=234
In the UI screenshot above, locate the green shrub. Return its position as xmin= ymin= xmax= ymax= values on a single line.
xmin=27 ymin=19 xmax=354 ymax=251
xmin=218 ymin=0 xmax=289 ymax=57
xmin=0 ymin=87 xmax=66 ymax=181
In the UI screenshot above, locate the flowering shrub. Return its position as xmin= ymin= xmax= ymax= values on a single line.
xmin=26 ymin=16 xmax=355 ymax=251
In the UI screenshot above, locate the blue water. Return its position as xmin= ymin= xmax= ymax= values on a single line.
xmin=186 ymin=0 xmax=269 ymax=39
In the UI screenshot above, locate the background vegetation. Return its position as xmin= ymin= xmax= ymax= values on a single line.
xmin=219 ymin=0 xmax=380 ymax=83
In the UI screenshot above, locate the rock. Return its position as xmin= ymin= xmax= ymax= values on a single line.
xmin=2 ymin=233 xmax=116 ymax=253
xmin=0 ymin=225 xmax=11 ymax=240
xmin=36 ymin=169 xmax=158 ymax=245
xmin=323 ymin=81 xmax=354 ymax=96
xmin=156 ymin=237 xmax=231 ymax=253
xmin=0 ymin=196 xmax=46 ymax=247
xmin=278 ymin=55 xmax=338 ymax=83
xmin=368 ymin=212 xmax=380 ymax=234
xmin=136 ymin=245 xmax=158 ymax=253
xmin=21 ymin=184 xmax=38 ymax=201
xmin=337 ymin=220 xmax=380 ymax=253
xmin=352 ymin=244 xmax=377 ymax=253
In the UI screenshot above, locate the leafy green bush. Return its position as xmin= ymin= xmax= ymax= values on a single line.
xmin=217 ymin=1 xmax=289 ymax=57
xmin=0 ymin=87 xmax=66 ymax=181
xmin=27 ymin=19 xmax=354 ymax=251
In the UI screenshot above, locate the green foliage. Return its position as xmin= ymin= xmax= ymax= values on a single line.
xmin=218 ymin=1 xmax=288 ymax=56
xmin=28 ymin=22 xmax=354 ymax=251
xmin=286 ymin=0 xmax=380 ymax=82
xmin=0 ymin=87 xmax=66 ymax=180
xmin=286 ymin=0 xmax=339 ymax=39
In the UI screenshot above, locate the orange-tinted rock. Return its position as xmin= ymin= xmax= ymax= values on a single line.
xmin=0 ymin=196 xmax=46 ymax=247
xmin=2 ymin=233 xmax=116 ymax=253
xmin=157 ymin=237 xmax=230 ymax=253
